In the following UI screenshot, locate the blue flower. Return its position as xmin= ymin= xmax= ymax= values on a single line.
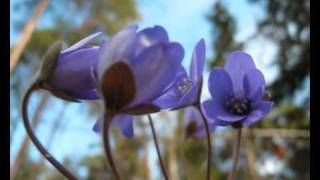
xmin=202 ymin=51 xmax=273 ymax=128
xmin=48 ymin=32 xmax=102 ymax=100
xmin=184 ymin=106 xmax=216 ymax=138
xmin=93 ymin=25 xmax=184 ymax=138
xmin=153 ymin=39 xmax=206 ymax=109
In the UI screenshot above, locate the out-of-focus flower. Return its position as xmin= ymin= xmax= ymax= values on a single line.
xmin=47 ymin=32 xmax=102 ymax=100
xmin=202 ymin=51 xmax=273 ymax=128
xmin=93 ymin=25 xmax=184 ymax=138
xmin=153 ymin=39 xmax=206 ymax=109
xmin=184 ymin=106 xmax=216 ymax=139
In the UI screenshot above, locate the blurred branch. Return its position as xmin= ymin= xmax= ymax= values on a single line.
xmin=243 ymin=130 xmax=259 ymax=180
xmin=10 ymin=93 xmax=49 ymax=179
xmin=216 ymin=128 xmax=309 ymax=139
xmin=10 ymin=0 xmax=50 ymax=75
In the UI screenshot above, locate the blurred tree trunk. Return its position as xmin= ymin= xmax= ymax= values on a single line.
xmin=168 ymin=135 xmax=179 ymax=180
xmin=10 ymin=93 xmax=49 ymax=179
xmin=10 ymin=0 xmax=50 ymax=75
xmin=143 ymin=142 xmax=152 ymax=180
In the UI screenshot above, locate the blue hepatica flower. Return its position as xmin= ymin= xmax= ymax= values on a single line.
xmin=154 ymin=39 xmax=206 ymax=109
xmin=93 ymin=25 xmax=184 ymax=138
xmin=184 ymin=106 xmax=216 ymax=138
xmin=202 ymin=51 xmax=273 ymax=128
xmin=48 ymin=32 xmax=102 ymax=100
xmin=154 ymin=39 xmax=216 ymax=137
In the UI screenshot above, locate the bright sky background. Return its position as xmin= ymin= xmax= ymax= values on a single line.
xmin=10 ymin=0 xmax=287 ymax=178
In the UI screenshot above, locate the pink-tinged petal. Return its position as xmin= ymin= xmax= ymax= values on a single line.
xmin=62 ymin=32 xmax=102 ymax=54
xmin=242 ymin=101 xmax=273 ymax=127
xmin=202 ymin=99 xmax=245 ymax=123
xmin=92 ymin=114 xmax=134 ymax=138
xmin=130 ymin=43 xmax=184 ymax=106
xmin=97 ymin=25 xmax=138 ymax=80
xmin=224 ymin=51 xmax=256 ymax=93
xmin=208 ymin=68 xmax=233 ymax=103
xmin=244 ymin=68 xmax=266 ymax=100
xmin=135 ymin=25 xmax=169 ymax=56
xmin=190 ymin=39 xmax=206 ymax=82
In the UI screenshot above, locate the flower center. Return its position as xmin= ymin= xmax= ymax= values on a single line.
xmin=224 ymin=94 xmax=252 ymax=115
xmin=177 ymin=78 xmax=193 ymax=95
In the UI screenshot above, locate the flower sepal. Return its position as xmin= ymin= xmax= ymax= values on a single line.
xmin=31 ymin=41 xmax=81 ymax=103
xmin=35 ymin=41 xmax=64 ymax=83
xmin=41 ymin=82 xmax=80 ymax=102
xmin=124 ymin=104 xmax=160 ymax=115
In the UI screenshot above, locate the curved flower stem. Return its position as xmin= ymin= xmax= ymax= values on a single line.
xmin=195 ymin=104 xmax=211 ymax=180
xmin=102 ymin=113 xmax=122 ymax=180
xmin=227 ymin=128 xmax=242 ymax=180
xmin=22 ymin=83 xmax=78 ymax=180
xmin=147 ymin=114 xmax=169 ymax=180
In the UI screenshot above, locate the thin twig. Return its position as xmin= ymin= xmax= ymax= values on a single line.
xmin=102 ymin=112 xmax=122 ymax=180
xmin=21 ymin=83 xmax=77 ymax=179
xmin=195 ymin=104 xmax=212 ymax=180
xmin=10 ymin=0 xmax=50 ymax=75
xmin=147 ymin=114 xmax=169 ymax=180
xmin=228 ymin=128 xmax=242 ymax=180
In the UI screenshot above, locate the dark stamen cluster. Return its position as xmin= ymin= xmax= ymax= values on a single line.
xmin=224 ymin=94 xmax=251 ymax=115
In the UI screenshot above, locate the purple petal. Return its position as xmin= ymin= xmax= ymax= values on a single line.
xmin=62 ymin=32 xmax=102 ymax=54
xmin=161 ymin=66 xmax=188 ymax=94
xmin=152 ymin=67 xmax=191 ymax=109
xmin=244 ymin=68 xmax=266 ymax=100
xmin=242 ymin=101 xmax=273 ymax=127
xmin=49 ymin=47 xmax=99 ymax=100
xmin=130 ymin=43 xmax=184 ymax=106
xmin=135 ymin=25 xmax=169 ymax=56
xmin=72 ymin=89 xmax=99 ymax=100
xmin=174 ymin=85 xmax=198 ymax=108
xmin=208 ymin=68 xmax=233 ymax=103
xmin=112 ymin=114 xmax=134 ymax=138
xmin=97 ymin=25 xmax=138 ymax=80
xmin=92 ymin=114 xmax=134 ymax=138
xmin=202 ymin=99 xmax=245 ymax=123
xmin=190 ymin=39 xmax=205 ymax=83
xmin=224 ymin=51 xmax=256 ymax=93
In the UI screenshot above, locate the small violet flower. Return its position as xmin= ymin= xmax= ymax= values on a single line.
xmin=184 ymin=106 xmax=216 ymax=139
xmin=202 ymin=51 xmax=273 ymax=128
xmin=154 ymin=39 xmax=216 ymax=138
xmin=48 ymin=32 xmax=102 ymax=100
xmin=154 ymin=39 xmax=206 ymax=109
xmin=93 ymin=25 xmax=184 ymax=138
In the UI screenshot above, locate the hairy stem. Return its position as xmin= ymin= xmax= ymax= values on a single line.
xmin=102 ymin=113 xmax=122 ymax=180
xmin=228 ymin=128 xmax=242 ymax=180
xmin=21 ymin=83 xmax=77 ymax=179
xmin=147 ymin=114 xmax=169 ymax=180
xmin=195 ymin=104 xmax=212 ymax=180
